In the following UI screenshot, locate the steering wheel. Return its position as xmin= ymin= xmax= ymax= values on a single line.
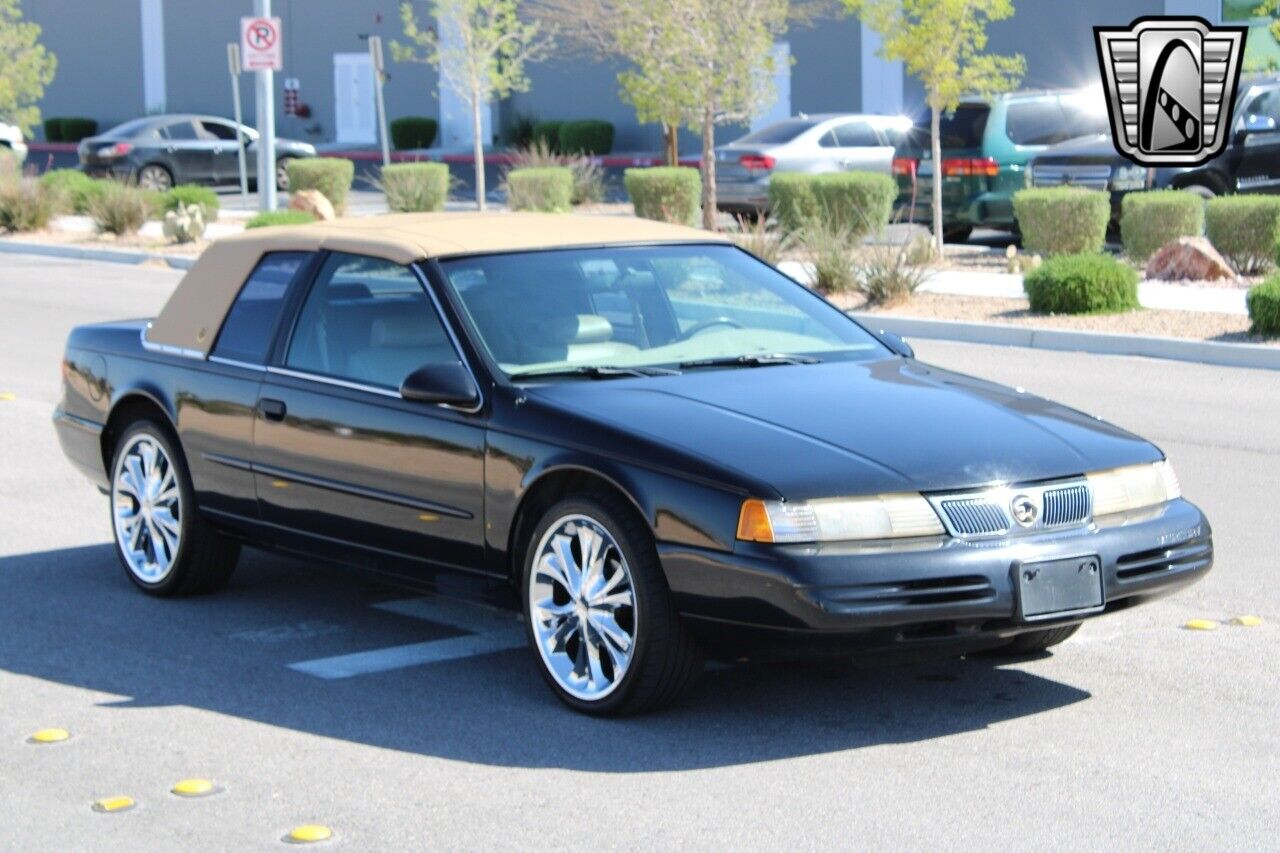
xmin=677 ymin=316 xmax=744 ymax=341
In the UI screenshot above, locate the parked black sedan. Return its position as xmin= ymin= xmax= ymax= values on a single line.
xmin=52 ymin=213 xmax=1212 ymax=715
xmin=77 ymin=114 xmax=316 ymax=191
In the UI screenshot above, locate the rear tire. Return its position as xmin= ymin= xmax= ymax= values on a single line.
xmin=137 ymin=163 xmax=174 ymax=192
xmin=943 ymin=225 xmax=973 ymax=243
xmin=109 ymin=419 xmax=239 ymax=597
xmin=1181 ymin=183 xmax=1217 ymax=201
xmin=521 ymin=492 xmax=703 ymax=716
xmin=993 ymin=623 xmax=1081 ymax=655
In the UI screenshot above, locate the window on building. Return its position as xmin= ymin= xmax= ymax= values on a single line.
xmin=211 ymin=252 xmax=310 ymax=364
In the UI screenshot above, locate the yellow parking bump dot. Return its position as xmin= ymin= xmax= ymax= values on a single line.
xmin=0 ymin=392 xmax=15 ymax=401
xmin=271 ymin=480 xmax=290 ymax=489
xmin=285 ymin=825 xmax=333 ymax=844
xmin=1232 ymin=615 xmax=1263 ymax=627
xmin=1184 ymin=618 xmax=1219 ymax=631
xmin=418 ymin=512 xmax=439 ymax=523
xmin=92 ymin=796 xmax=135 ymax=813
xmin=171 ymin=778 xmax=218 ymax=797
xmin=29 ymin=728 xmax=70 ymax=744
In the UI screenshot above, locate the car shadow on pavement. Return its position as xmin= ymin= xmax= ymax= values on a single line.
xmin=0 ymin=543 xmax=1091 ymax=772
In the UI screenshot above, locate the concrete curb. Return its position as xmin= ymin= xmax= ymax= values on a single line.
xmin=853 ymin=313 xmax=1280 ymax=372
xmin=0 ymin=240 xmax=196 ymax=270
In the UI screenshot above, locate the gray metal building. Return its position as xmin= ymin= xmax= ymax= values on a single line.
xmin=22 ymin=0 xmax=1228 ymax=151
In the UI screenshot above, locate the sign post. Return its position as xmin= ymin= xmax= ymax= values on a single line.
xmin=369 ymin=36 xmax=390 ymax=168
xmin=241 ymin=5 xmax=282 ymax=211
xmin=226 ymin=43 xmax=250 ymax=202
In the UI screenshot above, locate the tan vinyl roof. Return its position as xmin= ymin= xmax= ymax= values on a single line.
xmin=146 ymin=212 xmax=729 ymax=355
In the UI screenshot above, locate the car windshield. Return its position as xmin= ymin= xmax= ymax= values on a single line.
xmin=101 ymin=117 xmax=162 ymax=140
xmin=735 ymin=119 xmax=819 ymax=145
xmin=438 ymin=244 xmax=887 ymax=379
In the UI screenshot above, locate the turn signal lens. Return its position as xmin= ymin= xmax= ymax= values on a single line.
xmin=1087 ymin=460 xmax=1181 ymax=517
xmin=737 ymin=494 xmax=944 ymax=543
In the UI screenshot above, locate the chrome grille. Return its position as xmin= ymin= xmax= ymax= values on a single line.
xmin=1042 ymin=484 xmax=1091 ymax=528
xmin=939 ymin=498 xmax=1009 ymax=536
xmin=1031 ymin=164 xmax=1112 ymax=190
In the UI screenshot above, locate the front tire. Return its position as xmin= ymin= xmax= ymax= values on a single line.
xmin=993 ymin=623 xmax=1081 ymax=655
xmin=109 ymin=420 xmax=239 ymax=596
xmin=521 ymin=493 xmax=703 ymax=716
xmin=275 ymin=156 xmax=293 ymax=192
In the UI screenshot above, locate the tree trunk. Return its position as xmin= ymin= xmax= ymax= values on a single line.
xmin=700 ymin=110 xmax=716 ymax=231
xmin=930 ymin=104 xmax=944 ymax=257
xmin=663 ymin=123 xmax=679 ymax=167
xmin=472 ymin=87 xmax=486 ymax=212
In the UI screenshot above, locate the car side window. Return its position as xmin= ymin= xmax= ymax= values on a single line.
xmin=831 ymin=122 xmax=882 ymax=147
xmin=285 ymin=254 xmax=457 ymax=390
xmin=1245 ymin=89 xmax=1280 ymax=124
xmin=200 ymin=120 xmax=239 ymax=141
xmin=211 ymin=252 xmax=310 ymax=364
xmin=1005 ymin=101 xmax=1072 ymax=146
xmin=161 ymin=121 xmax=199 ymax=141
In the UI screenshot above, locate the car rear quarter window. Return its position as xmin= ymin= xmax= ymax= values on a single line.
xmin=211 ymin=252 xmax=310 ymax=364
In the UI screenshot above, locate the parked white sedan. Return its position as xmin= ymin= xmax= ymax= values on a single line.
xmin=715 ymin=113 xmax=912 ymax=215
xmin=0 ymin=122 xmax=28 ymax=164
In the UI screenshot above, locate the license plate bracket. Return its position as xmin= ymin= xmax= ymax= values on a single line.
xmin=1014 ymin=555 xmax=1104 ymax=620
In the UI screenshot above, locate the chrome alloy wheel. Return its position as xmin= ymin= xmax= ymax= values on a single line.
xmin=137 ymin=164 xmax=172 ymax=191
xmin=529 ymin=514 xmax=637 ymax=701
xmin=111 ymin=434 xmax=182 ymax=583
xmin=276 ymin=159 xmax=290 ymax=191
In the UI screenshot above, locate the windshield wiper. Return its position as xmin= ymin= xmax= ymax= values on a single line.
xmin=678 ymin=353 xmax=822 ymax=370
xmin=509 ymin=365 xmax=681 ymax=381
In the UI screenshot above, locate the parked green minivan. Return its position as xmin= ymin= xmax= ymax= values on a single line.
xmin=893 ymin=90 xmax=1109 ymax=241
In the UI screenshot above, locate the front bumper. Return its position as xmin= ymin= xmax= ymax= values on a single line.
xmin=661 ymin=498 xmax=1211 ymax=653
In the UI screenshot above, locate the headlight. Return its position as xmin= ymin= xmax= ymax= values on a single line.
xmin=1087 ymin=460 xmax=1181 ymax=517
xmin=737 ymin=494 xmax=945 ymax=543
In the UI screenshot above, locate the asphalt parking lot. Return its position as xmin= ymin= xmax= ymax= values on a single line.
xmin=1 ymin=254 xmax=1276 ymax=849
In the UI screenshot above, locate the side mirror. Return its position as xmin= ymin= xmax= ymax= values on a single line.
xmin=880 ymin=331 xmax=915 ymax=359
xmin=400 ymin=362 xmax=479 ymax=407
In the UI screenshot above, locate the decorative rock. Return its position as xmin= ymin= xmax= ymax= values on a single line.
xmin=1145 ymin=236 xmax=1237 ymax=282
xmin=289 ymin=189 xmax=336 ymax=222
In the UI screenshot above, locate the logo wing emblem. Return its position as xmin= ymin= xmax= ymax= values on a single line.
xmin=1095 ymin=17 xmax=1247 ymax=166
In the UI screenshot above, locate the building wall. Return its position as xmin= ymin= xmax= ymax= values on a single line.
xmin=22 ymin=0 xmax=145 ymax=131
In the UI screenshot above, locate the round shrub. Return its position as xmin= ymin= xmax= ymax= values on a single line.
xmin=1246 ymin=276 xmax=1280 ymax=336
xmin=768 ymin=173 xmax=819 ymax=232
xmin=42 ymin=117 xmax=63 ymax=142
xmin=0 ymin=178 xmax=57 ymax=232
xmin=162 ymin=184 xmax=219 ymax=222
xmin=1120 ymin=189 xmax=1203 ymax=261
xmin=388 ymin=116 xmax=438 ymax=150
xmin=506 ymin=167 xmax=573 ymax=213
xmin=59 ymin=117 xmax=99 ymax=142
xmin=286 ymin=158 xmax=354 ymax=214
xmin=1206 ymin=195 xmax=1280 ymax=274
xmin=558 ymin=120 xmax=614 ymax=155
xmin=624 ymin=167 xmax=701 ymax=225
xmin=1023 ymin=253 xmax=1139 ymax=314
xmin=1013 ymin=188 xmax=1110 ymax=255
xmin=245 ymin=210 xmax=316 ymax=229
xmin=532 ymin=120 xmax=565 ymax=152
xmin=39 ymin=169 xmax=101 ymax=213
xmin=768 ymin=172 xmax=896 ymax=238
xmin=377 ymin=162 xmax=449 ymax=212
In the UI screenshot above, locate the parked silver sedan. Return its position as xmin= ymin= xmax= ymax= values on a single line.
xmin=715 ymin=113 xmax=912 ymax=215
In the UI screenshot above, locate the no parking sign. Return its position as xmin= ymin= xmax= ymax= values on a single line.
xmin=240 ymin=16 xmax=282 ymax=71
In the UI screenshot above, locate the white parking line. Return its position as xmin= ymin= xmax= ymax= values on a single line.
xmin=286 ymin=596 xmax=526 ymax=680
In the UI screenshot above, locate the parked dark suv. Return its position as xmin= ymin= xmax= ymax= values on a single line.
xmin=78 ymin=114 xmax=317 ymax=192
xmin=1031 ymin=75 xmax=1280 ymax=219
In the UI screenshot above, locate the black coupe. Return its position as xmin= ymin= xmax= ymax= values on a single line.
xmin=53 ymin=213 xmax=1212 ymax=715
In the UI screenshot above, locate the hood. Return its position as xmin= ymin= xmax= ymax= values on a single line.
xmin=524 ymin=358 xmax=1161 ymax=499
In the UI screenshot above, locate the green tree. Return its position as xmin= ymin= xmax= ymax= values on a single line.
xmin=1241 ymin=0 xmax=1280 ymax=72
xmin=615 ymin=0 xmax=790 ymax=230
xmin=845 ymin=0 xmax=1024 ymax=254
xmin=0 ymin=0 xmax=57 ymax=136
xmin=392 ymin=0 xmax=554 ymax=210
